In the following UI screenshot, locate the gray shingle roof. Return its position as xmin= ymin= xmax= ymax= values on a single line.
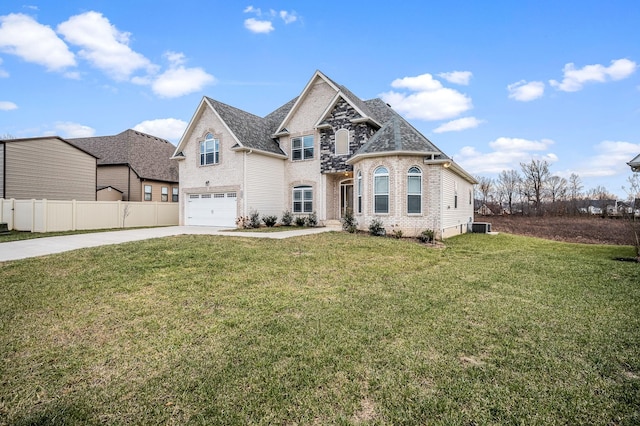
xmin=355 ymin=98 xmax=447 ymax=157
xmin=69 ymin=129 xmax=178 ymax=182
xmin=205 ymin=96 xmax=296 ymax=156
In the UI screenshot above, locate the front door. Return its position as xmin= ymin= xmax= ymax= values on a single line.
xmin=340 ymin=181 xmax=354 ymax=218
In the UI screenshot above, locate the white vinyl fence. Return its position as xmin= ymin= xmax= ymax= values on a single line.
xmin=0 ymin=199 xmax=178 ymax=232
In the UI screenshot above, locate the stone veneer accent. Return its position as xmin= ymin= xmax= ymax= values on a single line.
xmin=319 ymin=99 xmax=376 ymax=173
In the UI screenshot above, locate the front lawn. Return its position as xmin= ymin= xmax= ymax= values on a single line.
xmin=1 ymin=233 xmax=638 ymax=424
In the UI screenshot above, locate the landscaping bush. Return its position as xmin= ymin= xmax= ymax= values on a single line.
xmin=249 ymin=211 xmax=261 ymax=228
xmin=235 ymin=216 xmax=251 ymax=229
xmin=369 ymin=218 xmax=386 ymax=236
xmin=294 ymin=216 xmax=307 ymax=227
xmin=307 ymin=211 xmax=318 ymax=227
xmin=341 ymin=208 xmax=358 ymax=233
xmin=281 ymin=211 xmax=293 ymax=226
xmin=262 ymin=215 xmax=278 ymax=227
xmin=418 ymin=228 xmax=435 ymax=243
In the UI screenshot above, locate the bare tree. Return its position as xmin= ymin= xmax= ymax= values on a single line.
xmin=496 ymin=169 xmax=520 ymax=215
xmin=568 ymin=173 xmax=583 ymax=214
xmin=1 ymin=133 xmax=16 ymax=140
xmin=520 ymin=159 xmax=550 ymax=215
xmin=475 ymin=176 xmax=493 ymax=209
xmin=546 ymin=175 xmax=568 ymax=214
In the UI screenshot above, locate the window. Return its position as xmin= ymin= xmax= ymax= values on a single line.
xmin=374 ymin=166 xmax=389 ymax=214
xmin=293 ymin=186 xmax=313 ymax=213
xmin=454 ymin=192 xmax=458 ymax=209
xmin=161 ymin=186 xmax=168 ymax=202
xmin=335 ymin=129 xmax=349 ymax=156
xmin=200 ymin=133 xmax=219 ymax=165
xmin=144 ymin=185 xmax=152 ymax=201
xmin=407 ymin=167 xmax=422 ymax=214
xmin=356 ymin=171 xmax=362 ymax=214
xmin=291 ymin=135 xmax=314 ymax=161
xmin=172 ymin=187 xmax=179 ymax=202
xmin=469 ymin=189 xmax=472 ymax=205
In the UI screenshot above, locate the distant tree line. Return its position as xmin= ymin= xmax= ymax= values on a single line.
xmin=474 ymin=159 xmax=637 ymax=217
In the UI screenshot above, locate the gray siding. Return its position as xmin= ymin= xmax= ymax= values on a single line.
xmin=5 ymin=137 xmax=96 ymax=200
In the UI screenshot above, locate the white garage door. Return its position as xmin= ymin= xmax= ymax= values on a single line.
xmin=187 ymin=192 xmax=237 ymax=226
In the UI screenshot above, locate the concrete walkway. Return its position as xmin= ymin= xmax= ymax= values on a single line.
xmin=0 ymin=225 xmax=342 ymax=262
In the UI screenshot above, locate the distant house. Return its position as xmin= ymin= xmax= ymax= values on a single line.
xmin=0 ymin=136 xmax=97 ymax=200
xmin=628 ymin=154 xmax=640 ymax=172
xmin=70 ymin=129 xmax=179 ymax=202
xmin=171 ymin=70 xmax=477 ymax=238
xmin=476 ymin=204 xmax=494 ymax=216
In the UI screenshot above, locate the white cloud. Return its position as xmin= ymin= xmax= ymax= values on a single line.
xmin=433 ymin=117 xmax=485 ymax=133
xmin=243 ymin=6 xmax=298 ymax=32
xmin=507 ymin=80 xmax=545 ymax=101
xmin=57 ymin=11 xmax=156 ymax=81
xmin=55 ymin=122 xmax=95 ymax=138
xmin=0 ymin=101 xmax=18 ymax=110
xmin=438 ymin=71 xmax=472 ymax=85
xmin=279 ymin=10 xmax=298 ymax=24
xmin=549 ymin=58 xmax=637 ymax=92
xmin=133 ymin=118 xmax=187 ymax=142
xmin=244 ymin=18 xmax=274 ymax=34
xmin=380 ymin=73 xmax=472 ymax=121
xmin=573 ymin=140 xmax=640 ymax=178
xmin=0 ymin=13 xmax=76 ymax=71
xmin=456 ymin=137 xmax=557 ymax=174
xmin=150 ymin=51 xmax=215 ymax=98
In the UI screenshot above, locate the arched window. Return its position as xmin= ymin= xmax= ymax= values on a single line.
xmin=293 ymin=186 xmax=313 ymax=213
xmin=407 ymin=166 xmax=422 ymax=214
xmin=356 ymin=171 xmax=362 ymax=214
xmin=374 ymin=166 xmax=389 ymax=214
xmin=200 ymin=132 xmax=219 ymax=165
xmin=335 ymin=129 xmax=349 ymax=156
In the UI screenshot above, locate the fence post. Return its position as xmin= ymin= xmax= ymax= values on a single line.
xmin=72 ymin=199 xmax=77 ymax=231
xmin=42 ymin=199 xmax=48 ymax=233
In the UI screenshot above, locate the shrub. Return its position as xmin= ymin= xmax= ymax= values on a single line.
xmin=249 ymin=211 xmax=261 ymax=228
xmin=281 ymin=211 xmax=293 ymax=226
xmin=262 ymin=215 xmax=278 ymax=227
xmin=418 ymin=229 xmax=435 ymax=243
xmin=341 ymin=208 xmax=358 ymax=233
xmin=307 ymin=211 xmax=318 ymax=227
xmin=294 ymin=216 xmax=307 ymax=227
xmin=369 ymin=218 xmax=386 ymax=236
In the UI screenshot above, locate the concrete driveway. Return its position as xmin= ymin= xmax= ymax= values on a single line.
xmin=0 ymin=225 xmax=341 ymax=262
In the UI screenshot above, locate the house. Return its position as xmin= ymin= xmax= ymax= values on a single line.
xmin=70 ymin=129 xmax=179 ymax=202
xmin=0 ymin=136 xmax=97 ymax=200
xmin=171 ymin=70 xmax=477 ymax=238
xmin=628 ymin=154 xmax=640 ymax=172
xmin=475 ymin=204 xmax=494 ymax=216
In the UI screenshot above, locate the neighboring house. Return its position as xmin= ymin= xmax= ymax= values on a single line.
xmin=0 ymin=136 xmax=97 ymax=200
xmin=70 ymin=129 xmax=179 ymax=202
xmin=172 ymin=70 xmax=477 ymax=238
xmin=628 ymin=154 xmax=640 ymax=172
xmin=476 ymin=204 xmax=494 ymax=216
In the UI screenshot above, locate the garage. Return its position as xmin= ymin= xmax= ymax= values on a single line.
xmin=186 ymin=192 xmax=237 ymax=226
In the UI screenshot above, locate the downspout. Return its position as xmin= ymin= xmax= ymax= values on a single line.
xmin=243 ymin=150 xmax=252 ymax=216
xmin=127 ymin=164 xmax=132 ymax=201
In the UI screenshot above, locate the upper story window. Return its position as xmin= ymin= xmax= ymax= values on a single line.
xmin=292 ymin=135 xmax=314 ymax=161
xmin=335 ymin=129 xmax=349 ymax=156
xmin=161 ymin=186 xmax=168 ymax=202
xmin=407 ymin=166 xmax=422 ymax=214
xmin=172 ymin=187 xmax=179 ymax=202
xmin=200 ymin=133 xmax=219 ymax=165
xmin=293 ymin=185 xmax=313 ymax=213
xmin=374 ymin=166 xmax=389 ymax=214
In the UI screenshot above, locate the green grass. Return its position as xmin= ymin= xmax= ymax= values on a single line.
xmin=1 ymin=233 xmax=638 ymax=425
xmin=0 ymin=226 xmax=168 ymax=243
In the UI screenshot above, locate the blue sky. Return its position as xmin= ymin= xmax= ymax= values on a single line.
xmin=1 ymin=1 xmax=639 ymax=198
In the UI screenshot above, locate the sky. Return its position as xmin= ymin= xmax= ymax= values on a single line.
xmin=1 ymin=1 xmax=639 ymax=198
